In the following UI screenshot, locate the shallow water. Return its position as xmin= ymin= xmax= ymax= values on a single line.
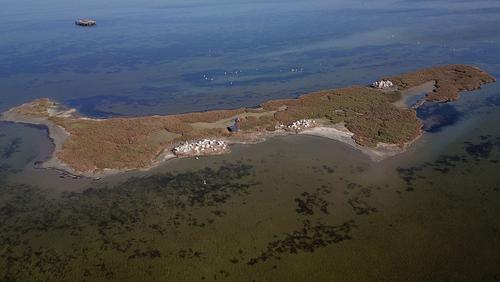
xmin=1 ymin=0 xmax=500 ymax=280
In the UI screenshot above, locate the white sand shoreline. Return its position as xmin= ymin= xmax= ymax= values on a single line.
xmin=299 ymin=125 xmax=407 ymax=161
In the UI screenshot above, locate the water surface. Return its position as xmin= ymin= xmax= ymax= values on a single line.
xmin=1 ymin=0 xmax=500 ymax=280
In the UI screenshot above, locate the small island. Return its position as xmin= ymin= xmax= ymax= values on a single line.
xmin=1 ymin=64 xmax=495 ymax=177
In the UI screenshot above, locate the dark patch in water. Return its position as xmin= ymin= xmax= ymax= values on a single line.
xmin=416 ymin=102 xmax=461 ymax=132
xmin=464 ymin=140 xmax=494 ymax=160
xmin=294 ymin=190 xmax=330 ymax=216
xmin=0 ymin=163 xmax=256 ymax=280
xmin=397 ymin=134 xmax=500 ymax=190
xmin=1 ymin=137 xmax=22 ymax=159
xmin=65 ymin=95 xmax=164 ymax=118
xmin=347 ymin=182 xmax=362 ymax=190
xmin=128 ymin=249 xmax=162 ymax=260
xmin=247 ymin=220 xmax=356 ymax=266
xmin=486 ymin=94 xmax=500 ymax=106
xmin=178 ymin=248 xmax=203 ymax=260
xmin=396 ymin=155 xmax=468 ymax=190
xmin=322 ymin=165 xmax=335 ymax=174
xmin=65 ymin=96 xmax=128 ymax=118
xmin=348 ymin=197 xmax=377 ymax=215
xmin=0 ymin=163 xmax=11 ymax=174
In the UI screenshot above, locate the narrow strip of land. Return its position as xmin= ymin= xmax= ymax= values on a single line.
xmin=1 ymin=64 xmax=494 ymax=177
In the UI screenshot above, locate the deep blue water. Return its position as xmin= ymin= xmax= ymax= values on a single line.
xmin=1 ymin=0 xmax=500 ymax=117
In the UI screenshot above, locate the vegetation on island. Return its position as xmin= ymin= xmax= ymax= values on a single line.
xmin=262 ymin=86 xmax=419 ymax=146
xmin=1 ymin=64 xmax=495 ymax=173
xmin=387 ymin=64 xmax=495 ymax=102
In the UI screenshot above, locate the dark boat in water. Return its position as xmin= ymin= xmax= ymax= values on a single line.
xmin=75 ymin=19 xmax=96 ymax=26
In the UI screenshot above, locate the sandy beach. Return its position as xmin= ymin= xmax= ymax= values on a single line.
xmin=299 ymin=125 xmax=406 ymax=161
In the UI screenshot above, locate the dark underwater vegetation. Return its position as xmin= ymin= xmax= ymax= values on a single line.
xmin=1 ymin=0 xmax=500 ymax=280
xmin=0 ymin=126 xmax=499 ymax=280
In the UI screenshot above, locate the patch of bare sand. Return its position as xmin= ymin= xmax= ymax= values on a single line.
xmin=299 ymin=124 xmax=406 ymax=161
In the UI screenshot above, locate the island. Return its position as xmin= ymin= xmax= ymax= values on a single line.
xmin=1 ymin=64 xmax=495 ymax=177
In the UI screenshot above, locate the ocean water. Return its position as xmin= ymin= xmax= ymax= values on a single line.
xmin=1 ymin=0 xmax=500 ymax=280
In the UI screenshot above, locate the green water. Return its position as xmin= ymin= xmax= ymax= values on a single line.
xmin=1 ymin=88 xmax=499 ymax=281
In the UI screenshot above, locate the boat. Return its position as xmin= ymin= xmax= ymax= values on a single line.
xmin=75 ymin=19 xmax=96 ymax=26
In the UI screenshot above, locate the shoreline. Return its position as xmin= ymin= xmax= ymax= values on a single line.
xmin=0 ymin=114 xmax=414 ymax=179
xmin=392 ymin=81 xmax=436 ymax=108
xmin=299 ymin=124 xmax=410 ymax=161
xmin=1 ymin=64 xmax=494 ymax=179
